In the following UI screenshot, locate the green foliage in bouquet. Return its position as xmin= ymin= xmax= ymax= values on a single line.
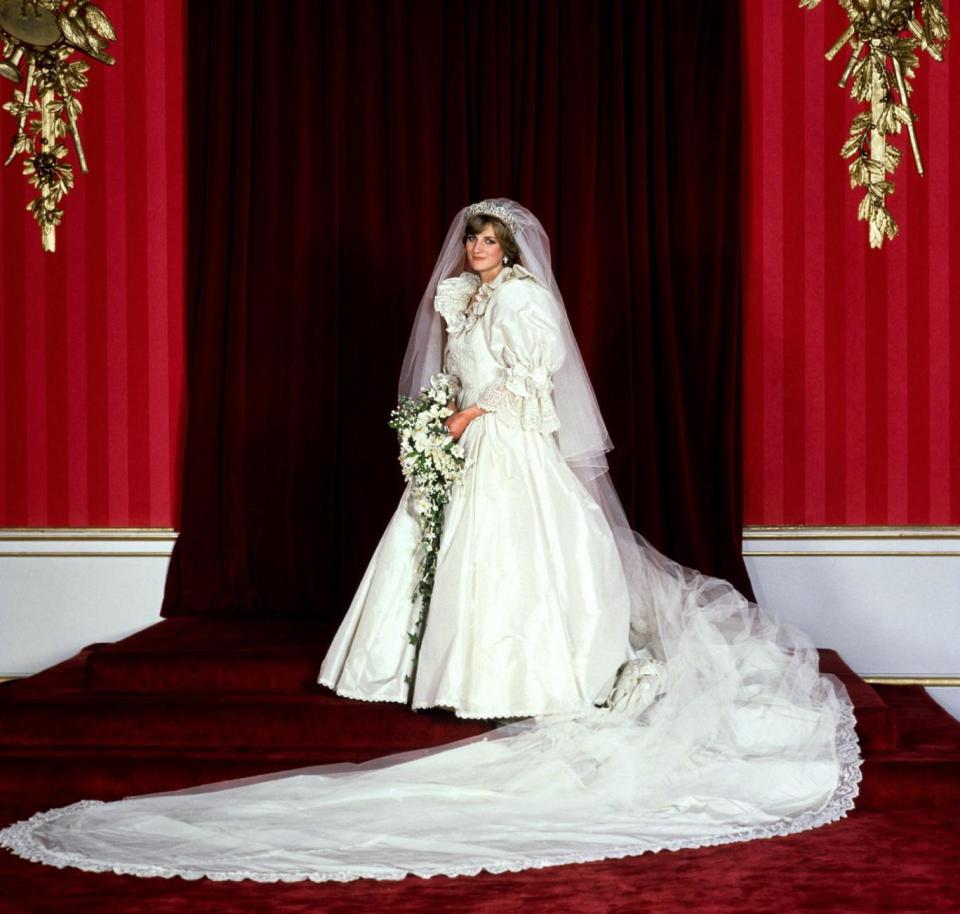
xmin=388 ymin=377 xmax=467 ymax=693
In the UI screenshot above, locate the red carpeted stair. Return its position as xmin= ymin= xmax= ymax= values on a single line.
xmin=0 ymin=618 xmax=493 ymax=819
xmin=1 ymin=618 xmax=959 ymax=913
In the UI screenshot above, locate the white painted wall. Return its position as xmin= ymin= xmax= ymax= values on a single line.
xmin=1 ymin=528 xmax=957 ymax=722
xmin=0 ymin=531 xmax=170 ymax=676
xmin=744 ymin=527 xmax=960 ymax=722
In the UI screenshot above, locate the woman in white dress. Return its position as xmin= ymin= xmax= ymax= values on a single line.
xmin=319 ymin=205 xmax=632 ymax=718
xmin=0 ymin=200 xmax=863 ymax=883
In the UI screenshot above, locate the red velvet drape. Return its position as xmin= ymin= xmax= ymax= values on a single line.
xmin=162 ymin=0 xmax=752 ymax=618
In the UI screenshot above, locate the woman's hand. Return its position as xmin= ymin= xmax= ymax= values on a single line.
xmin=444 ymin=405 xmax=486 ymax=441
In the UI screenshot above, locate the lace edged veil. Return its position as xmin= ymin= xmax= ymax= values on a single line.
xmin=0 ymin=200 xmax=863 ymax=885
xmin=399 ymin=200 xmax=655 ymax=643
xmin=400 ymin=199 xmax=612 ymax=478
xmin=398 ymin=197 xmax=863 ymax=818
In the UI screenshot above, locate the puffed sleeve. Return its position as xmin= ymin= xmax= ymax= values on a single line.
xmin=476 ymin=278 xmax=565 ymax=433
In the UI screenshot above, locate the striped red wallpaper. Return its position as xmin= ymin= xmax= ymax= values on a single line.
xmin=0 ymin=0 xmax=185 ymax=528
xmin=743 ymin=0 xmax=959 ymax=525
xmin=2 ymin=3 xmax=953 ymax=530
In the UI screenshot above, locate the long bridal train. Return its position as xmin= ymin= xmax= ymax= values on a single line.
xmin=0 ymin=527 xmax=863 ymax=882
xmin=0 ymin=198 xmax=863 ymax=881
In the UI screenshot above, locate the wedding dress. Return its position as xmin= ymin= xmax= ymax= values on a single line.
xmin=319 ymin=263 xmax=633 ymax=718
xmin=0 ymin=200 xmax=863 ymax=883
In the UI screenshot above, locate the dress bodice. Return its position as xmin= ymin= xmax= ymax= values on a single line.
xmin=434 ymin=265 xmax=565 ymax=433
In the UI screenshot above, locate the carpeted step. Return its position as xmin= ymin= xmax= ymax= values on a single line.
xmin=87 ymin=617 xmax=337 ymax=651
xmin=817 ymin=649 xmax=898 ymax=751
xmin=0 ymin=688 xmax=491 ymax=751
xmin=82 ymin=618 xmax=339 ymax=693
xmin=78 ymin=622 xmax=901 ymax=752
xmin=1 ymin=736 xmax=957 ymax=825
xmin=4 ymin=619 xmax=949 ymax=832
xmin=11 ymin=636 xmax=901 ymax=755
xmin=84 ymin=645 xmax=331 ymax=692
xmin=858 ymin=756 xmax=960 ymax=810
xmin=855 ymin=683 xmax=960 ymax=811
xmin=0 ymin=710 xmax=957 ymax=823
xmin=68 ymin=667 xmax=902 ymax=756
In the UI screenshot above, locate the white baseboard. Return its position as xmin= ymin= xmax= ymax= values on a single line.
xmin=1 ymin=527 xmax=957 ymax=722
xmin=744 ymin=526 xmax=960 ymax=721
xmin=0 ymin=529 xmax=172 ymax=676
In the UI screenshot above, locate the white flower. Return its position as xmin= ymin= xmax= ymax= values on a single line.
xmin=390 ymin=378 xmax=469 ymax=662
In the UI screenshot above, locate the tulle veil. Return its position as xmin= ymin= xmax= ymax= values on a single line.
xmin=0 ymin=199 xmax=863 ymax=883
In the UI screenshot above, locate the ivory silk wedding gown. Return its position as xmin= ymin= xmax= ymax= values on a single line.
xmin=318 ymin=263 xmax=632 ymax=718
xmin=0 ymin=200 xmax=863 ymax=883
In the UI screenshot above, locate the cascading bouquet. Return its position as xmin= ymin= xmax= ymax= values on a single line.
xmin=387 ymin=375 xmax=467 ymax=689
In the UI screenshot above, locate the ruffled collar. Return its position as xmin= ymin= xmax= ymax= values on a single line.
xmin=471 ymin=264 xmax=517 ymax=315
xmin=435 ymin=265 xmax=532 ymax=336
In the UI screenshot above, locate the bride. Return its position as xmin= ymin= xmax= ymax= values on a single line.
xmin=0 ymin=199 xmax=862 ymax=883
xmin=319 ymin=200 xmax=632 ymax=718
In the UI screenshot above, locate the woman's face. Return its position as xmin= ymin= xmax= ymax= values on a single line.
xmin=464 ymin=223 xmax=503 ymax=275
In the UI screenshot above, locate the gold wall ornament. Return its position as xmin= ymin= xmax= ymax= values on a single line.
xmin=800 ymin=0 xmax=949 ymax=248
xmin=0 ymin=0 xmax=116 ymax=253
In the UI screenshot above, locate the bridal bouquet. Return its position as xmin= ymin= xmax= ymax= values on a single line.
xmin=388 ymin=376 xmax=467 ymax=686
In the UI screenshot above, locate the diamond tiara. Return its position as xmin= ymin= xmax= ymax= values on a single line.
xmin=464 ymin=201 xmax=522 ymax=236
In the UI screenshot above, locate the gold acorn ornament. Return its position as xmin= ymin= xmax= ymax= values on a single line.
xmin=0 ymin=0 xmax=116 ymax=252
xmin=800 ymin=0 xmax=949 ymax=248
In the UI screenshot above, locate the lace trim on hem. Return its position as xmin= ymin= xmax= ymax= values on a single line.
xmin=318 ymin=678 xmax=552 ymax=722
xmin=410 ymin=700 xmax=546 ymax=721
xmin=316 ymin=678 xmax=407 ymax=706
xmin=0 ymin=697 xmax=863 ymax=885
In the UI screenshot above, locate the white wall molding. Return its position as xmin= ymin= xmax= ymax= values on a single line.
xmin=0 ymin=529 xmax=174 ymax=677
xmin=743 ymin=526 xmax=960 ymax=721
xmin=2 ymin=526 xmax=957 ymax=722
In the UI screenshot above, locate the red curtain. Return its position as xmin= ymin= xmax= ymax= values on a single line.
xmin=162 ymin=0 xmax=752 ymax=618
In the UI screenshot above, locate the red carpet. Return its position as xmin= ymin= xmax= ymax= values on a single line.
xmin=1 ymin=617 xmax=959 ymax=913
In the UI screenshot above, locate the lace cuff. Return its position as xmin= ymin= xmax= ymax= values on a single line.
xmin=477 ymin=361 xmax=560 ymax=433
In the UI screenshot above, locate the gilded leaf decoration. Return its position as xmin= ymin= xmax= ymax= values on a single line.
xmin=800 ymin=0 xmax=950 ymax=248
xmin=1 ymin=0 xmax=117 ymax=252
